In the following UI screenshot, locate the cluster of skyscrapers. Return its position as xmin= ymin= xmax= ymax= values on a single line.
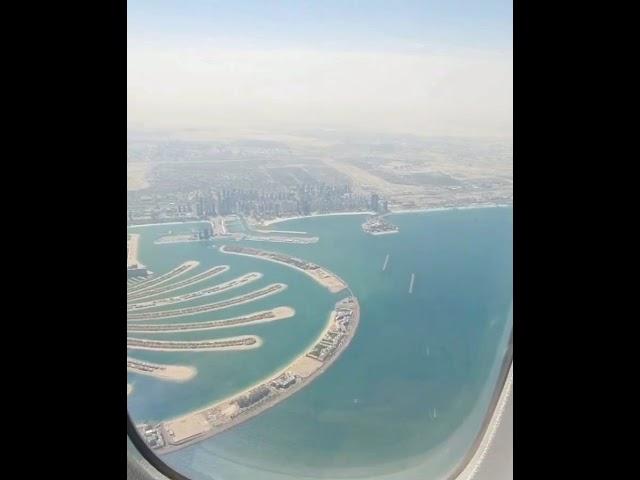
xmin=127 ymin=184 xmax=389 ymax=225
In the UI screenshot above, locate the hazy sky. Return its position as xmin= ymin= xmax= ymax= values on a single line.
xmin=128 ymin=1 xmax=512 ymax=138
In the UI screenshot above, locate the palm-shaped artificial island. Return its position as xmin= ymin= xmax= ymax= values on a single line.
xmin=127 ymin=234 xmax=360 ymax=453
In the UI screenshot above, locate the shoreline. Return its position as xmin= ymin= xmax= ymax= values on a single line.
xmin=155 ymin=296 xmax=360 ymax=454
xmin=127 ymin=204 xmax=511 ymax=231
xmin=220 ymin=246 xmax=346 ymax=293
xmin=253 ymin=204 xmax=511 ymax=227
xmin=390 ymin=203 xmax=512 ymax=216
xmin=261 ymin=211 xmax=375 ymax=226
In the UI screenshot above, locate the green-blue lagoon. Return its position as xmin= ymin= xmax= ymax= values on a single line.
xmin=127 ymin=207 xmax=512 ymax=480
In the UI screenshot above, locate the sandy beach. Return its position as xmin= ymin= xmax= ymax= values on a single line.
xmin=261 ymin=211 xmax=375 ymax=226
xmin=256 ymin=205 xmax=511 ymax=229
xmin=126 ymin=335 xmax=263 ymax=352
xmin=127 ymin=358 xmax=198 ymax=382
xmin=127 ymin=307 xmax=296 ymax=333
xmin=256 ymin=206 xmax=510 ymax=228
xmin=390 ymin=203 xmax=512 ymax=216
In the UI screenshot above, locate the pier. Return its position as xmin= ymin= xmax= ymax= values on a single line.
xmin=409 ymin=273 xmax=415 ymax=293
xmin=382 ymin=254 xmax=390 ymax=271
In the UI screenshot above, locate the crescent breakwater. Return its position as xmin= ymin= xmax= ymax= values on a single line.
xmin=220 ymin=245 xmax=347 ymax=293
xmin=141 ymin=296 xmax=360 ymax=455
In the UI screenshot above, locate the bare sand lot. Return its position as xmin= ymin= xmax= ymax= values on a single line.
xmin=307 ymin=267 xmax=347 ymax=293
xmin=289 ymin=355 xmax=323 ymax=378
xmin=127 ymin=234 xmax=141 ymax=267
xmin=164 ymin=414 xmax=212 ymax=445
xmin=127 ymin=162 xmax=150 ymax=191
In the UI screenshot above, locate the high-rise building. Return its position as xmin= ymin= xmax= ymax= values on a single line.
xmin=370 ymin=193 xmax=380 ymax=212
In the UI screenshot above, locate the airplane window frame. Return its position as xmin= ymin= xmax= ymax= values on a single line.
xmin=127 ymin=412 xmax=189 ymax=480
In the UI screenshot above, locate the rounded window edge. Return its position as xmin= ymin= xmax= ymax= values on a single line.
xmin=127 ymin=413 xmax=189 ymax=480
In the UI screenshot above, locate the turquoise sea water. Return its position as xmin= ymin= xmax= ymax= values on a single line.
xmin=127 ymin=207 xmax=512 ymax=480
